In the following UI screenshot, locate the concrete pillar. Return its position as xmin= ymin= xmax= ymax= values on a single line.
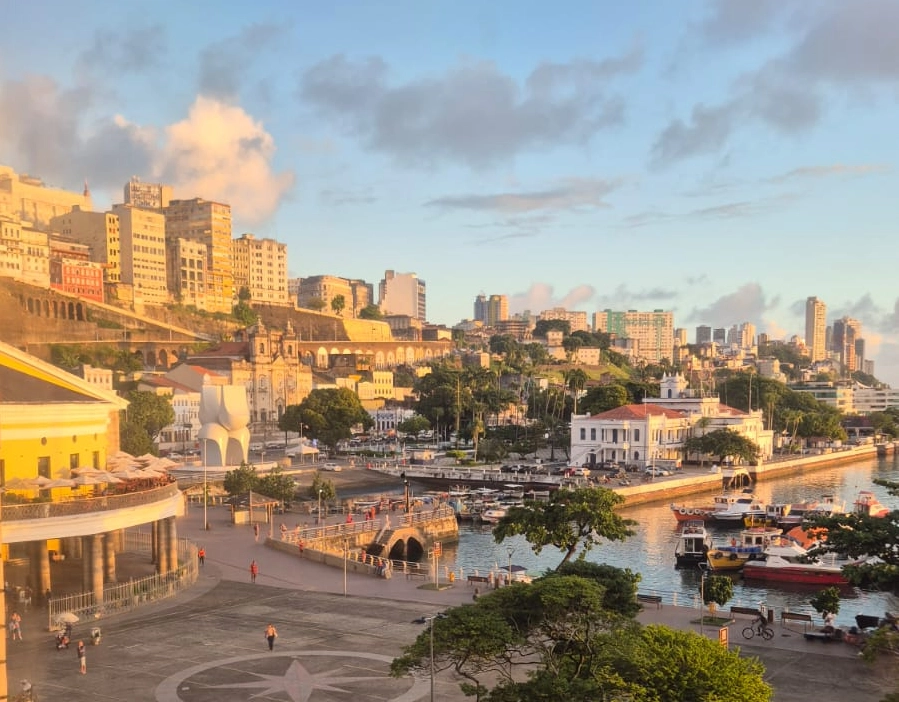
xmin=81 ymin=536 xmax=92 ymax=592
xmin=166 ymin=517 xmax=178 ymax=574
xmin=65 ymin=536 xmax=82 ymax=560
xmin=90 ymin=534 xmax=104 ymax=606
xmin=152 ymin=521 xmax=159 ymax=565
xmin=30 ymin=541 xmax=51 ymax=604
xmin=157 ymin=520 xmax=169 ymax=575
xmin=103 ymin=533 xmax=116 ymax=583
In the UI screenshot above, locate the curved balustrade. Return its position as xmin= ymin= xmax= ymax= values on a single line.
xmin=2 ymin=482 xmax=181 ymax=521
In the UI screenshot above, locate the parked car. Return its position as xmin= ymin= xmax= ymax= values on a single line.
xmin=644 ymin=467 xmax=672 ymax=477
xmin=249 ymin=443 xmax=264 ymax=452
xmin=321 ymin=462 xmax=342 ymax=472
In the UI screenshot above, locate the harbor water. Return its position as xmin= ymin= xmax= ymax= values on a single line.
xmin=438 ymin=453 xmax=899 ymax=628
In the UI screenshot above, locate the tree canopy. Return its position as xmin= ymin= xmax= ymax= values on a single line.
xmin=683 ymin=428 xmax=761 ymax=465
xmin=283 ymin=388 xmax=373 ymax=450
xmin=120 ymin=390 xmax=175 ymax=454
xmin=493 ymin=487 xmax=636 ymax=568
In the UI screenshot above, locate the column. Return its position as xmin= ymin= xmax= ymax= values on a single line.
xmin=103 ymin=533 xmax=116 ymax=584
xmin=90 ymin=533 xmax=104 ymax=606
xmin=30 ymin=541 xmax=51 ymax=605
xmin=81 ymin=536 xmax=93 ymax=592
xmin=157 ymin=520 xmax=169 ymax=575
xmin=166 ymin=517 xmax=179 ymax=574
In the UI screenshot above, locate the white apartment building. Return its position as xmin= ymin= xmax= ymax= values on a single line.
xmin=232 ymin=233 xmax=289 ymax=305
xmin=540 ymin=307 xmax=589 ymax=332
xmin=112 ymin=204 xmax=169 ymax=306
xmin=20 ymin=224 xmax=50 ymax=288
xmin=852 ymin=386 xmax=899 ymax=413
xmin=805 ymin=296 xmax=827 ymax=362
xmin=123 ymin=176 xmax=172 ymax=210
xmin=593 ymin=309 xmax=674 ymax=364
xmin=166 ymin=237 xmax=208 ymax=309
xmin=0 ymin=215 xmax=22 ymax=279
xmin=379 ymin=270 xmax=426 ymax=321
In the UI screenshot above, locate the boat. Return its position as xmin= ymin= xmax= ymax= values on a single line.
xmin=707 ymin=489 xmax=765 ymax=524
xmin=479 ymin=506 xmax=509 ymax=524
xmin=706 ymin=525 xmax=783 ymax=571
xmin=854 ymin=491 xmax=890 ymax=518
xmin=670 ymin=468 xmax=757 ymax=523
xmin=743 ymin=495 xmax=845 ymax=529
xmin=674 ymin=521 xmax=713 ymax=567
xmin=741 ymin=536 xmax=854 ymax=585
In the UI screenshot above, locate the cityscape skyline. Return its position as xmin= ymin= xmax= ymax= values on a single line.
xmin=1 ymin=2 xmax=898 ymax=384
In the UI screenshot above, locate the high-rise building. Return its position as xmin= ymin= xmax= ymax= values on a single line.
xmin=347 ymin=279 xmax=374 ymax=315
xmin=542 ymin=307 xmax=588 ymax=332
xmin=473 ymin=294 xmax=488 ymax=324
xmin=232 ymin=233 xmax=289 ymax=306
xmin=0 ymin=215 xmax=22 ymax=280
xmin=112 ymin=204 xmax=168 ymax=306
xmin=49 ymin=238 xmax=104 ymax=302
xmin=50 ymin=206 xmax=122 ymax=284
xmin=123 ymin=177 xmax=172 ymax=210
xmin=726 ymin=322 xmax=756 ymax=350
xmin=379 ymin=270 xmax=426 ymax=321
xmin=166 ymin=237 xmax=207 ymax=309
xmin=695 ymin=325 xmax=712 ymax=344
xmin=674 ymin=328 xmax=688 ymax=346
xmin=805 ymin=296 xmax=827 ymax=362
xmin=19 ymin=223 xmax=50 ymax=287
xmin=593 ymin=309 xmax=674 ymax=363
xmin=713 ymin=328 xmax=726 ymax=345
xmin=162 ymin=199 xmax=233 ymax=313
xmin=832 ymin=317 xmax=862 ymax=374
xmin=0 ymin=165 xmax=91 ymax=228
xmin=487 ymin=295 xmax=509 ymax=327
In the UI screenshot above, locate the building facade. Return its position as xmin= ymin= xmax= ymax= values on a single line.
xmin=593 ymin=309 xmax=675 ymax=363
xmin=166 ymin=237 xmax=208 ymax=309
xmin=112 ymin=204 xmax=169 ymax=306
xmin=232 ymin=233 xmax=289 ymax=306
xmin=0 ymin=165 xmax=91 ymax=228
xmin=542 ymin=307 xmax=589 ymax=333
xmin=805 ymin=296 xmax=828 ymax=362
xmin=50 ymin=206 xmax=122 ymax=284
xmin=49 ymin=239 xmax=104 ymax=302
xmin=123 ymin=176 xmax=172 ymax=210
xmin=296 ymin=275 xmax=354 ymax=316
xmin=832 ymin=316 xmax=862 ymax=374
xmin=379 ymin=270 xmax=426 ymax=321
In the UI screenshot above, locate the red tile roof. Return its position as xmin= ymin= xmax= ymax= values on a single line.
xmin=584 ymin=404 xmax=686 ymax=420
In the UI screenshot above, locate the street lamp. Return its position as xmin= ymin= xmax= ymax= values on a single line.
xmin=424 ymin=614 xmax=436 ymax=702
xmin=698 ymin=563 xmax=708 ymax=636
xmin=506 ymin=547 xmax=514 ymax=586
xmin=318 ymin=488 xmax=323 ymax=527
xmin=202 ymin=437 xmax=209 ymax=531
xmin=343 ymin=539 xmax=348 ymax=598
xmin=182 ymin=422 xmax=191 ymax=457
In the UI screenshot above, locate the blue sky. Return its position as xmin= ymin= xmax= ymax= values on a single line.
xmin=3 ymin=1 xmax=899 ymax=384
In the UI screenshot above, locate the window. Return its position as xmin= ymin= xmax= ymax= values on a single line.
xmin=70 ymin=453 xmax=80 ymax=469
xmin=579 ymin=428 xmax=586 ymax=440
xmin=38 ymin=456 xmax=51 ymax=479
xmin=93 ymin=451 xmax=100 ymax=469
xmin=634 ymin=429 xmax=640 ymax=441
xmin=590 ymin=428 xmax=596 ymax=441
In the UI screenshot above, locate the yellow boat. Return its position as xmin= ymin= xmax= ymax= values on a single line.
xmin=706 ymin=525 xmax=783 ymax=571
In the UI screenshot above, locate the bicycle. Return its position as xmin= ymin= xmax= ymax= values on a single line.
xmin=742 ymin=617 xmax=774 ymax=641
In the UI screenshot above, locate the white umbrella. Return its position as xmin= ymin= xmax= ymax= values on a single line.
xmin=46 ymin=478 xmax=76 ymax=488
xmin=72 ymin=466 xmax=105 ymax=476
xmin=55 ymin=612 xmax=79 ymax=624
xmin=111 ymin=468 xmax=147 ymax=480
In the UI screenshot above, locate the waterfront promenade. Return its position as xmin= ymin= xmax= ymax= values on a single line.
xmin=6 ymin=494 xmax=898 ymax=702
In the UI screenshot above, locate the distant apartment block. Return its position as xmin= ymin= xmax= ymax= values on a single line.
xmin=805 ymin=296 xmax=827 ymax=362
xmin=674 ymin=328 xmax=687 ymax=347
xmin=474 ymin=294 xmax=509 ymax=327
xmin=541 ymin=307 xmax=588 ymax=332
xmin=593 ymin=309 xmax=674 ymax=363
xmin=123 ymin=176 xmax=172 ymax=210
xmin=851 ymin=385 xmax=899 ymax=413
xmin=20 ymin=223 xmax=50 ymax=287
xmin=832 ymin=316 xmax=862 ymax=374
xmin=0 ymin=215 xmax=22 ymax=279
xmin=695 ymin=325 xmax=712 ymax=344
xmin=162 ymin=198 xmax=233 ymax=313
xmin=713 ymin=328 xmax=726 ymax=345
xmin=49 ymin=237 xmax=104 ymax=302
xmin=112 ymin=204 xmax=169 ymax=306
xmin=232 ymin=233 xmax=289 ymax=306
xmin=297 ymin=275 xmax=353 ymax=316
xmin=379 ymin=270 xmax=426 ymax=321
xmin=0 ymin=165 xmax=91 ymax=228
xmin=726 ymin=322 xmax=756 ymax=351
xmin=50 ymin=206 xmax=122 ymax=284
xmin=166 ymin=237 xmax=207 ymax=309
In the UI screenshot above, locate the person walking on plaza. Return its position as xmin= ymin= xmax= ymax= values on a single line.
xmin=77 ymin=640 xmax=86 ymax=673
xmin=9 ymin=611 xmax=22 ymax=641
xmin=265 ymin=623 xmax=278 ymax=651
xmin=250 ymin=560 xmax=259 ymax=583
xmin=198 ymin=546 xmax=205 ymax=566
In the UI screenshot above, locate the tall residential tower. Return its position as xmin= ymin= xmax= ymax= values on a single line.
xmin=805 ymin=296 xmax=828 ymax=362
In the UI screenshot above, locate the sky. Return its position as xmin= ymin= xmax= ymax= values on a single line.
xmin=2 ymin=1 xmax=899 ymax=385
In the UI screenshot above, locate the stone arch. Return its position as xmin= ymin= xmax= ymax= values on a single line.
xmin=315 ymin=347 xmax=330 ymax=368
xmin=405 ymin=346 xmax=416 ymax=364
xmin=67 ymin=301 xmax=75 ymax=319
xmin=27 ymin=298 xmax=35 ymax=314
xmin=43 ymin=299 xmax=50 ymax=316
xmin=158 ymin=349 xmax=169 ymax=368
xmin=374 ymin=351 xmax=386 ymax=368
xmin=386 ymin=352 xmax=396 ymax=367
xmin=287 ymin=344 xmax=293 ymax=357
xmin=53 ymin=300 xmax=59 ymax=318
xmin=75 ymin=302 xmax=84 ymax=321
xmin=301 ymin=351 xmax=315 ymax=367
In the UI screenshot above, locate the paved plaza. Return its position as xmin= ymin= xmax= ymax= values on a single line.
xmin=5 ymin=499 xmax=899 ymax=701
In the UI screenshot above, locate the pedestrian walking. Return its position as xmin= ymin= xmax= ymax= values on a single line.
xmin=250 ymin=559 xmax=259 ymax=583
xmin=264 ymin=623 xmax=278 ymax=651
xmin=77 ymin=640 xmax=86 ymax=673
xmin=10 ymin=612 xmax=22 ymax=641
xmin=254 ymin=523 xmax=260 ymax=541
xmin=198 ymin=546 xmax=206 ymax=566
xmin=280 ymin=523 xmax=287 ymax=539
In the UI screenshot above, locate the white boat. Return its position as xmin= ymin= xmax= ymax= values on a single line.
xmin=707 ymin=489 xmax=764 ymax=524
xmin=674 ymin=521 xmax=713 ymax=567
xmin=480 ymin=507 xmax=508 ymax=524
xmin=742 ymin=536 xmax=854 ymax=585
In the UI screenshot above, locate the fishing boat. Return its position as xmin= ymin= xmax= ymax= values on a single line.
xmin=674 ymin=521 xmax=713 ymax=567
xmin=742 ymin=536 xmax=854 ymax=585
xmin=743 ymin=495 xmax=845 ymax=529
xmin=670 ymin=468 xmax=757 ymax=523
xmin=706 ymin=525 xmax=783 ymax=572
xmin=854 ymin=491 xmax=890 ymax=518
xmin=479 ymin=506 xmax=509 ymax=524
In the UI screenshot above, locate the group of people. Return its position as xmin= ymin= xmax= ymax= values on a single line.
xmin=7 ymin=611 xmax=22 ymax=640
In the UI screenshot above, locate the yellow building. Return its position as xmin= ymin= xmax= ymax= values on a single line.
xmin=232 ymin=233 xmax=289 ymax=306
xmin=50 ymin=206 xmax=122 ymax=284
xmin=112 ymin=204 xmax=169 ymax=306
xmin=0 ymin=165 xmax=91 ymax=229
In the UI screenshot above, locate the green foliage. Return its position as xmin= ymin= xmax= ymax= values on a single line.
xmin=256 ymin=466 xmax=296 ymax=505
xmin=703 ymin=574 xmax=734 ymax=608
xmin=123 ymin=390 xmax=175 ymax=442
xmin=232 ymin=301 xmax=257 ymax=326
xmin=579 ymin=384 xmax=628 ymax=415
xmin=308 ymin=471 xmax=337 ymax=502
xmin=533 ymin=319 xmax=571 ymax=337
xmin=392 ymin=364 xmax=416 ymax=388
xmin=809 ymin=587 xmax=841 ymax=620
xmin=288 ymin=388 xmax=373 ymax=449
xmin=358 ymin=304 xmax=383 ymax=320
xmin=330 ymin=294 xmax=346 ymax=316
xmin=550 ymin=561 xmax=642 ymax=617
xmin=119 ymin=419 xmax=155 ymax=456
xmin=304 ymin=297 xmax=327 ymax=312
xmin=223 ymin=463 xmax=259 ymax=496
xmin=684 ymin=428 xmax=760 ymax=465
xmin=397 ymin=415 xmax=431 ymax=436
xmin=493 ymin=487 xmax=636 ymax=568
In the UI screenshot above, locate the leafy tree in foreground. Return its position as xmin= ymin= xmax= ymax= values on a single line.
xmin=493 ymin=487 xmax=636 ymax=569
xmin=703 ymin=574 xmax=734 ymax=613
xmin=550 ymin=560 xmax=642 ymax=618
xmin=289 ymin=388 xmax=373 ymax=451
xmin=308 ymin=471 xmax=336 ymax=502
xmin=223 ymin=463 xmax=259 ymax=496
xmin=124 ymin=390 xmax=175 ymax=443
xmin=256 ymin=466 xmax=296 ymax=505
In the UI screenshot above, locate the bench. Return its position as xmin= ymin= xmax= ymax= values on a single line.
xmin=405 ymin=570 xmax=428 ymax=581
xmin=781 ymin=611 xmax=814 ymax=631
xmin=468 ymin=575 xmax=490 ymax=586
xmin=730 ymin=606 xmax=762 ymax=619
xmin=636 ymin=593 xmax=663 ymax=609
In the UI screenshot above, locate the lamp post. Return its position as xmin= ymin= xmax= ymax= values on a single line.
xmin=698 ymin=563 xmax=708 ymax=636
xmin=424 ymin=615 xmax=436 ymax=702
xmin=182 ymin=422 xmax=191 ymax=457
xmin=318 ymin=488 xmax=323 ymax=527
xmin=343 ymin=539 xmax=348 ymax=598
xmin=506 ymin=547 xmax=514 ymax=586
xmin=202 ymin=438 xmax=209 ymax=531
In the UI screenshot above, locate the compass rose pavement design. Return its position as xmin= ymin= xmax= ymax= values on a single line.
xmin=156 ymin=650 xmax=430 ymax=702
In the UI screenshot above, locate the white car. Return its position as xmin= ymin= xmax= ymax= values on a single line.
xmin=321 ymin=462 xmax=342 ymax=472
xmin=644 ymin=467 xmax=672 ymax=477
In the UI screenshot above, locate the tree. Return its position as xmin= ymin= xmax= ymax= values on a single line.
xmin=683 ymin=428 xmax=760 ymax=465
xmin=330 ymin=294 xmax=346 ymax=317
xmin=121 ymin=391 xmax=175 ymax=452
xmin=256 ymin=466 xmax=297 ymax=506
xmin=549 ymin=560 xmax=642 ymax=617
xmin=308 ymin=471 xmax=336 ymax=501
xmin=809 ymin=586 xmax=841 ymax=627
xmin=223 ymin=463 xmax=259 ymax=496
xmin=493 ymin=487 xmax=636 ymax=569
xmin=397 ymin=415 xmax=430 ymax=436
xmin=358 ymin=304 xmax=383 ymax=320
xmin=579 ymin=384 xmax=627 ymax=415
xmin=304 ymin=297 xmax=327 ymax=312
xmin=533 ymin=319 xmax=571 ymax=337
xmin=289 ymin=388 xmax=373 ymax=451
xmin=703 ymin=574 xmax=734 ymax=613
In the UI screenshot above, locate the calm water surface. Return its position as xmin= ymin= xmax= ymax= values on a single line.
xmin=437 ymin=454 xmax=899 ymax=627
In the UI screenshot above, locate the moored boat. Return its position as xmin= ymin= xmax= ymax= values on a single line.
xmin=741 ymin=536 xmax=854 ymax=585
xmin=706 ymin=524 xmax=783 ymax=572
xmin=854 ymin=491 xmax=890 ymax=518
xmin=674 ymin=520 xmax=713 ymax=567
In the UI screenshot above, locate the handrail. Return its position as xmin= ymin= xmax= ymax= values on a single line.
xmin=2 ymin=482 xmax=181 ymax=521
xmin=282 ymin=505 xmax=456 ymax=545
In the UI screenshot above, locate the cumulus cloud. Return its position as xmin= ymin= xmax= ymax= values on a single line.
xmin=508 ymin=283 xmax=597 ymax=315
xmin=299 ymin=50 xmax=639 ymax=168
xmin=155 ymin=97 xmax=294 ymax=224
xmin=684 ymin=283 xmax=778 ymax=327
xmin=425 ymin=178 xmax=621 ymax=213
xmin=594 ymin=284 xmax=679 ymax=309
xmin=198 ymin=23 xmax=288 ymax=100
xmin=77 ymin=25 xmax=167 ymax=74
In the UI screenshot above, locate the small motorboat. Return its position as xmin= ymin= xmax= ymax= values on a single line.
xmin=706 ymin=525 xmax=783 ymax=572
xmin=674 ymin=520 xmax=713 ymax=567
xmin=742 ymin=536 xmax=856 ymax=585
xmin=854 ymin=491 xmax=890 ymax=518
